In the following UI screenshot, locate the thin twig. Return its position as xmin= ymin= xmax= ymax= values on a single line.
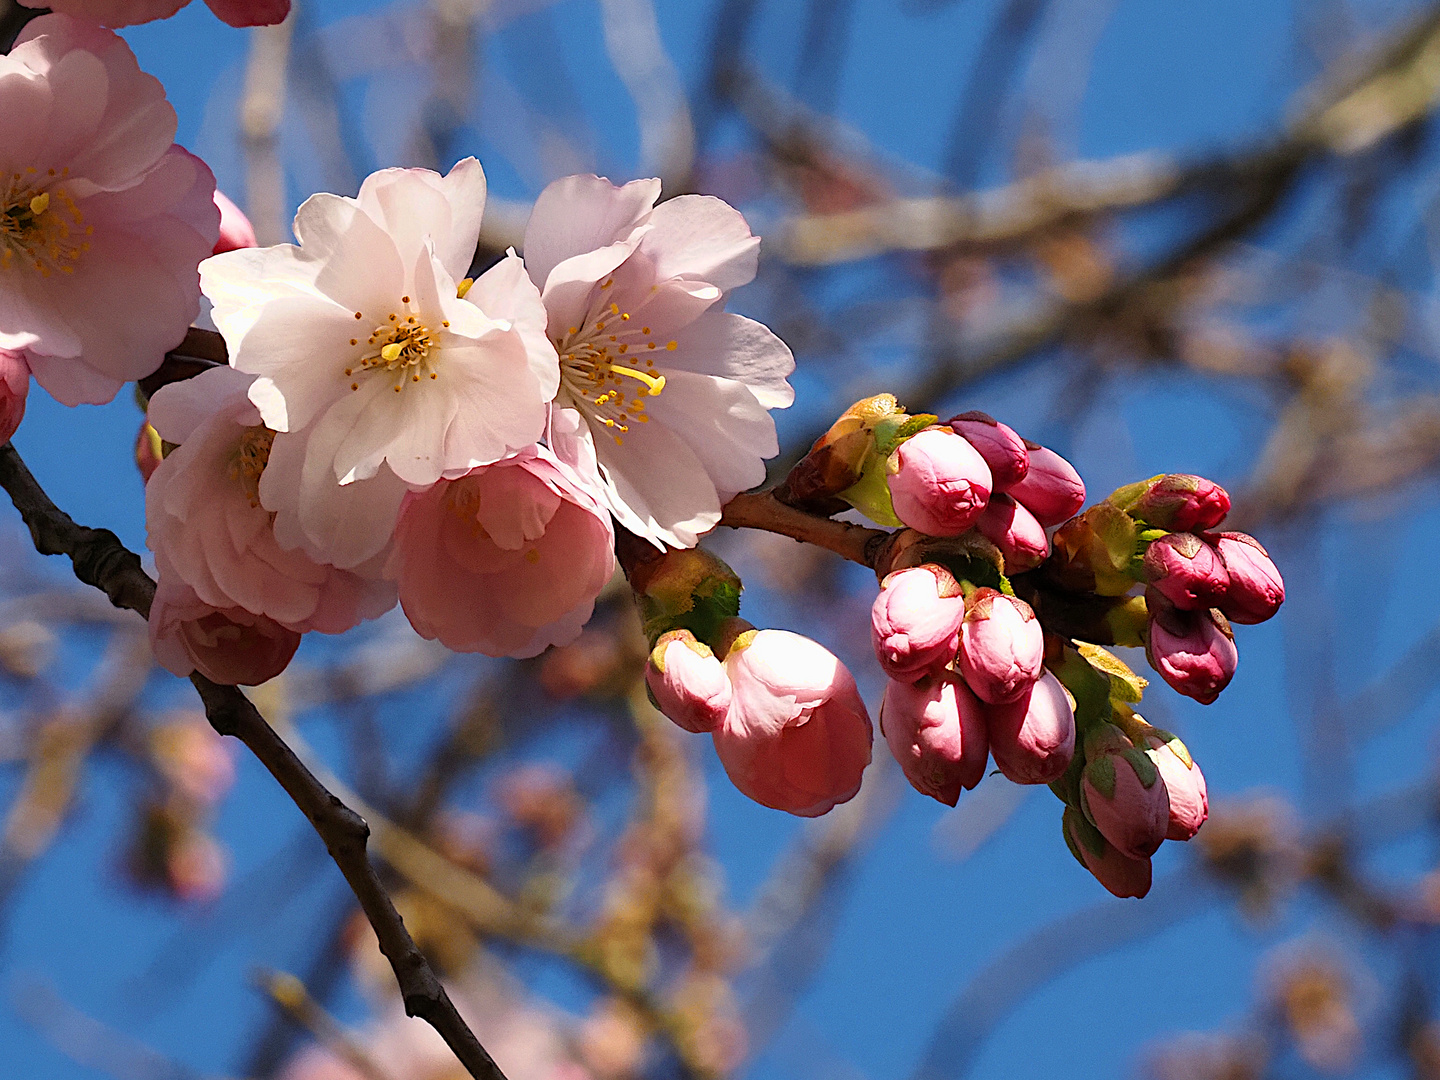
xmin=0 ymin=441 xmax=510 ymax=1080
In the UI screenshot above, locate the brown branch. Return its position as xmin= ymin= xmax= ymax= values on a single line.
xmin=718 ymin=490 xmax=891 ymax=567
xmin=0 ymin=441 xmax=510 ymax=1080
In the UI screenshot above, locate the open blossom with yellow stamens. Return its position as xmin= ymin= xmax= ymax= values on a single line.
xmin=145 ymin=366 xmax=396 ymax=652
xmin=0 ymin=15 xmax=219 ymax=407
xmin=201 ymin=158 xmax=557 ymax=568
xmin=525 ymin=174 xmax=795 ymax=549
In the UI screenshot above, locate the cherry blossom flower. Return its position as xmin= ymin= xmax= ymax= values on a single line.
xmin=212 ymin=190 xmax=256 ymax=254
xmin=388 ymin=444 xmax=615 ymax=658
xmin=526 ymin=174 xmax=794 ymax=548
xmin=145 ymin=365 xmax=396 ymax=636
xmin=0 ymin=15 xmax=219 ymax=406
xmin=0 ymin=352 xmax=28 ymax=444
xmin=647 ymin=629 xmax=731 ymax=733
xmin=202 ymin=159 xmax=557 ymax=565
xmin=19 ymin=0 xmax=290 ymax=28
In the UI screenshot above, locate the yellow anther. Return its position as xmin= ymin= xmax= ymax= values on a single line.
xmin=524 ymin=549 xmax=541 ymax=564
xmin=28 ymin=192 xmax=49 ymax=216
xmin=457 ymin=277 xmax=474 ymax=298
xmin=381 ymin=343 xmax=404 ymax=361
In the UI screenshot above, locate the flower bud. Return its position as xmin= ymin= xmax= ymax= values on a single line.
xmin=135 ymin=419 xmax=163 ymax=483
xmin=1063 ymin=806 xmax=1152 ymax=899
xmin=885 ymin=427 xmax=992 ymax=536
xmin=149 ymin=569 xmax=300 ymax=686
xmin=1141 ymin=532 xmax=1229 ymax=610
xmin=713 ymin=630 xmax=872 ymax=817
xmin=956 ymin=588 xmax=1044 ymax=704
xmin=949 ymin=411 xmax=1029 ymax=489
xmin=1112 ymin=473 xmax=1230 ymax=532
xmin=1080 ymin=723 xmax=1168 ymax=860
xmin=974 ymin=493 xmax=1049 ymax=572
xmin=879 ymin=674 xmax=988 ymax=805
xmin=1138 ymin=726 xmax=1208 ymax=841
xmin=624 ymin=542 xmax=743 ymax=650
xmin=870 ymin=565 xmax=965 ymax=682
xmin=0 ymin=350 xmax=28 ymax=445
xmin=1004 ymin=442 xmax=1085 ymax=526
xmin=212 ymin=190 xmax=258 ymax=255
xmin=1210 ymin=531 xmax=1284 ymax=624
xmin=983 ymin=671 xmax=1076 ymax=785
xmin=646 ymin=630 xmax=732 ymax=734
xmin=1145 ymin=590 xmax=1237 ymax=705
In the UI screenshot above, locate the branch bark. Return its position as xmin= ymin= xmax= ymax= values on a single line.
xmin=0 ymin=441 xmax=510 ymax=1080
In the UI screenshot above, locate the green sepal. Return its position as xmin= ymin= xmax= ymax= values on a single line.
xmin=1076 ymin=642 xmax=1148 ymax=704
xmin=1063 ymin=805 xmax=1109 ymax=860
xmin=634 ymin=549 xmax=744 ymax=649
xmin=1052 ymin=647 xmax=1113 ymax=734
xmin=1084 ymin=752 xmax=1118 ymax=801
xmin=838 ymin=457 xmax=903 ymax=527
xmin=1121 ymin=746 xmax=1159 ymax=788
xmin=873 ymin=413 xmax=939 ymax=457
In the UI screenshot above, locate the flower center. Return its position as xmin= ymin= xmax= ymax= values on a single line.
xmin=0 ymin=168 xmax=90 ymax=277
xmin=230 ymin=425 xmax=275 ymax=508
xmin=343 ymin=298 xmax=442 ymax=394
xmin=556 ymin=279 xmax=676 ymax=445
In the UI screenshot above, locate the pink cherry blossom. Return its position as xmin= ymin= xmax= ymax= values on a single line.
xmin=879 ymin=675 xmax=987 ymax=805
xmin=1142 ymin=532 xmax=1229 ymax=610
xmin=1127 ymin=473 xmax=1230 ymax=532
xmin=885 ymin=427 xmax=992 ymax=536
xmin=212 ymin=190 xmax=256 ymax=254
xmin=712 ymin=630 xmax=871 ymax=817
xmin=646 ymin=629 xmax=731 ymax=733
xmin=1063 ymin=807 xmax=1152 ymax=899
xmin=1210 ymin=531 xmax=1284 ymax=624
xmin=949 ymin=411 xmax=1028 ymax=488
xmin=149 ymin=556 xmax=301 ymax=686
xmin=19 ymin=0 xmax=290 ymax=28
xmin=955 ymin=588 xmax=1044 ymax=705
xmin=1003 ymin=442 xmax=1085 ymax=525
xmin=202 ymin=159 xmax=557 ymax=566
xmin=525 ymin=174 xmax=794 ymax=549
xmin=0 ymin=352 xmax=28 ymax=444
xmin=1140 ymin=729 xmax=1208 ymax=841
xmin=869 ymin=564 xmax=965 ymax=682
xmin=0 ymin=15 xmax=220 ymax=407
xmin=145 ymin=365 xmax=396 ymax=636
xmin=974 ymin=493 xmax=1049 ymax=572
xmin=1146 ymin=590 xmax=1238 ymax=704
xmin=983 ymin=671 xmax=1075 ymax=785
xmin=388 ymin=446 xmax=615 ymax=658
xmin=1080 ymin=725 xmax=1169 ymax=860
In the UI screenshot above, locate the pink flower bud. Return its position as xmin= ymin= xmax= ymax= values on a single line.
xmin=955 ymin=588 xmax=1044 ymax=705
xmin=869 ymin=565 xmax=965 ymax=682
xmin=879 ymin=675 xmax=988 ymax=805
xmin=973 ymin=493 xmax=1049 ymax=572
xmin=646 ymin=630 xmax=731 ymax=734
xmin=1139 ymin=729 xmax=1208 ymax=841
xmin=713 ymin=630 xmax=872 ymax=817
xmin=949 ymin=411 xmax=1029 ymax=489
xmin=983 ymin=671 xmax=1075 ymax=784
xmin=1004 ymin=442 xmax=1085 ymax=526
xmin=0 ymin=351 xmax=29 ymax=445
xmin=1063 ymin=807 xmax=1152 ymax=899
xmin=149 ymin=566 xmax=300 ymax=686
xmin=885 ymin=427 xmax=992 ymax=536
xmin=212 ymin=190 xmax=257 ymax=255
xmin=1126 ymin=474 xmax=1230 ymax=531
xmin=1210 ymin=531 xmax=1284 ymax=625
xmin=1080 ymin=724 xmax=1169 ymax=860
xmin=1145 ymin=591 xmax=1237 ymax=705
xmin=1141 ymin=532 xmax=1229 ymax=610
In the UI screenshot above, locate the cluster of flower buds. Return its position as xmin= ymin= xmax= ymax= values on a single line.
xmin=633 ymin=545 xmax=873 ymax=818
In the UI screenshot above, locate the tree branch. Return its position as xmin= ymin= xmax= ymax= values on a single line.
xmin=0 ymin=441 xmax=510 ymax=1080
xmin=718 ymin=490 xmax=891 ymax=567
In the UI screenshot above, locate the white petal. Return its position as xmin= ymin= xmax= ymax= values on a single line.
xmin=589 ymin=414 xmax=722 ymax=548
xmin=148 ymin=364 xmax=255 ymax=443
xmin=639 ymin=194 xmax=760 ymax=293
xmin=356 ymin=157 xmax=486 ymax=283
xmin=645 ymin=369 xmax=776 ymax=501
xmin=658 ymin=309 xmax=795 ymax=409
xmin=523 ymin=174 xmax=661 ymax=296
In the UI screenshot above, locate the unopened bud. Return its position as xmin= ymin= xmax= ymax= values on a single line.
xmin=879 ymin=674 xmax=988 ymax=805
xmin=983 ymin=670 xmax=1076 ymax=785
xmin=624 ymin=543 xmax=743 ymax=650
xmin=974 ymin=493 xmax=1049 ymax=572
xmin=0 ymin=350 xmax=28 ymax=445
xmin=870 ymin=565 xmax=965 ymax=682
xmin=949 ymin=411 xmax=1029 ymax=489
xmin=213 ymin=190 xmax=258 ymax=255
xmin=1144 ymin=590 xmax=1237 ymax=705
xmin=646 ymin=630 xmax=732 ymax=733
xmin=955 ymin=588 xmax=1044 ymax=705
xmin=885 ymin=426 xmax=992 ymax=536
xmin=1210 ymin=531 xmax=1284 ymax=625
xmin=1141 ymin=532 xmax=1229 ymax=610
xmin=1080 ymin=723 xmax=1168 ymax=860
xmin=1063 ymin=806 xmax=1153 ymax=899
xmin=1047 ymin=503 xmax=1138 ymax=596
xmin=782 ymin=394 xmax=902 ymax=506
xmin=1145 ymin=726 xmax=1207 ymax=841
xmin=1110 ymin=473 xmax=1230 ymax=532
xmin=1005 ymin=442 xmax=1085 ymax=526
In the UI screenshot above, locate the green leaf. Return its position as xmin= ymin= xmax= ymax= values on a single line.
xmin=1076 ymin=642 xmax=1148 ymax=704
